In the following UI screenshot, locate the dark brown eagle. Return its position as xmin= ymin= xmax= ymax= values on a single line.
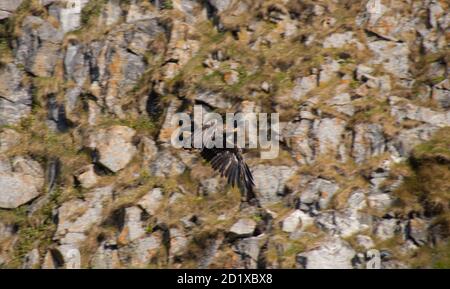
xmin=187 ymin=120 xmax=255 ymax=200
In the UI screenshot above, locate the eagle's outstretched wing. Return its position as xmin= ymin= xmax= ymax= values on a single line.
xmin=201 ymin=147 xmax=254 ymax=193
xmin=188 ymin=119 xmax=255 ymax=196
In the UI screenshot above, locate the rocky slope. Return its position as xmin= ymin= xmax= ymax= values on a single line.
xmin=0 ymin=0 xmax=449 ymax=269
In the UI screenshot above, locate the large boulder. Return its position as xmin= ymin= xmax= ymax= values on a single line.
xmin=367 ymin=41 xmax=410 ymax=79
xmin=252 ymin=165 xmax=297 ymax=206
xmin=149 ymin=150 xmax=186 ymax=177
xmin=297 ymin=237 xmax=356 ymax=269
xmin=86 ymin=126 xmax=137 ymax=173
xmin=0 ymin=64 xmax=32 ymax=126
xmin=0 ymin=157 xmax=44 ymax=209
xmin=14 ymin=16 xmax=64 ymax=77
xmin=49 ymin=0 xmax=90 ymax=33
xmin=55 ymin=186 xmax=113 ymax=245
xmin=314 ymin=118 xmax=346 ymax=155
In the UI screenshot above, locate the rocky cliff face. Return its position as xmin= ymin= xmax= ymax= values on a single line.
xmin=0 ymin=0 xmax=449 ymax=269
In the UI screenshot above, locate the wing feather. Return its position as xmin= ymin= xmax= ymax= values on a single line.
xmin=200 ymin=147 xmax=254 ymax=193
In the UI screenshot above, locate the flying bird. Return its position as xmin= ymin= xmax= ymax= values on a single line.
xmin=187 ymin=119 xmax=255 ymax=201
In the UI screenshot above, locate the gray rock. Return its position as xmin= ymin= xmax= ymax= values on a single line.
xmin=395 ymin=101 xmax=450 ymax=127
xmin=291 ymin=75 xmax=317 ymax=100
xmin=428 ymin=1 xmax=445 ymax=29
xmin=0 ymin=157 xmax=44 ymax=209
xmin=327 ymin=93 xmax=354 ymax=116
xmin=388 ymin=123 xmax=438 ymax=157
xmin=374 ymin=218 xmax=398 ymax=241
xmin=316 ymin=209 xmax=368 ymax=238
xmin=356 ymin=235 xmax=375 ymax=250
xmin=64 ymin=42 xmax=88 ymax=86
xmin=120 ymin=206 xmax=146 ymax=243
xmin=233 ymin=234 xmax=265 ymax=269
xmin=282 ymin=210 xmax=313 ymax=233
xmin=137 ymin=188 xmax=164 ymax=216
xmin=207 ymin=0 xmax=233 ymax=13
xmin=323 ymin=32 xmax=359 ymax=49
xmin=253 ymin=165 xmax=297 ymax=206
xmin=368 ymin=41 xmax=410 ymax=79
xmin=74 ymin=165 xmax=98 ymax=189
xmin=347 ymin=189 xmax=367 ymax=212
xmin=352 ymin=124 xmax=386 ymax=163
xmin=0 ymin=0 xmax=24 ymax=19
xmin=55 ymin=186 xmax=113 ymax=245
xmin=363 ymin=0 xmax=387 ymax=26
xmin=297 ymin=237 xmax=356 ymax=269
xmin=58 ymin=245 xmax=81 ymax=269
xmin=14 ymin=16 xmax=64 ymax=77
xmin=368 ymin=193 xmax=393 ymax=213
xmin=87 ymin=126 xmax=137 ymax=173
xmin=319 ymin=58 xmax=340 ymax=84
xmin=140 ymin=137 xmax=158 ymax=166
xmin=118 ymin=235 xmax=161 ymax=268
xmin=314 ymin=118 xmax=346 ymax=155
xmin=169 ymin=228 xmax=188 ymax=258
xmin=195 ymin=91 xmax=232 ymax=109
xmin=283 ymin=119 xmax=315 ymax=164
xmin=299 ymin=178 xmax=340 ymax=210
xmin=149 ymin=150 xmax=186 ymax=177
xmin=0 ymin=0 xmax=23 ymax=12
xmin=0 ymin=64 xmax=32 ymax=126
xmin=229 ymin=218 xmax=256 ymax=237
xmin=49 ymin=0 xmax=90 ymax=33
xmin=100 ymin=0 xmax=122 ymax=26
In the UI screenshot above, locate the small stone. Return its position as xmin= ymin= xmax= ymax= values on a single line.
xmin=229 ymin=218 xmax=256 ymax=237
xmin=282 ymin=210 xmax=313 ymax=233
xmin=119 ymin=207 xmax=146 ymax=244
xmin=137 ymin=188 xmax=164 ymax=216
xmin=261 ymin=81 xmax=271 ymax=93
xmin=0 ymin=157 xmax=44 ymax=209
xmin=87 ymin=126 xmax=137 ymax=173
xmin=74 ymin=165 xmax=98 ymax=189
